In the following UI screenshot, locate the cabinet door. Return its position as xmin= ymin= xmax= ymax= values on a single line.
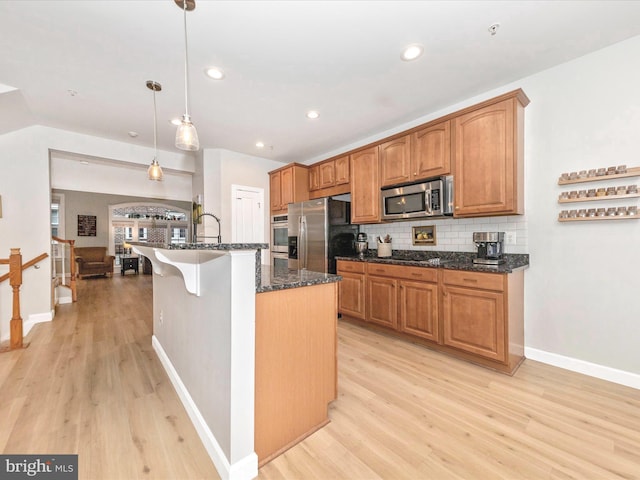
xmin=411 ymin=120 xmax=451 ymax=180
xmin=337 ymin=271 xmax=366 ymax=319
xmin=280 ymin=166 xmax=294 ymax=207
xmin=453 ymin=98 xmax=519 ymax=217
xmin=379 ymin=135 xmax=411 ymax=187
xmin=319 ymin=161 xmax=335 ymax=189
xmin=334 ymin=156 xmax=350 ymax=185
xmin=366 ymin=275 xmax=397 ymax=329
xmin=442 ymin=285 xmax=506 ymax=362
xmin=309 ymin=165 xmax=320 ymax=192
xmin=350 ymin=147 xmax=380 ymax=224
xmin=270 ymin=171 xmax=283 ymax=213
xmin=399 ymin=280 xmax=439 ymax=342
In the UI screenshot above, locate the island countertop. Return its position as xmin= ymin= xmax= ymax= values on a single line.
xmin=258 ymin=266 xmax=341 ymax=293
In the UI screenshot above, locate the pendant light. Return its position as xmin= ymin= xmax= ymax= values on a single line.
xmin=174 ymin=0 xmax=199 ymax=151
xmin=147 ymin=80 xmax=164 ymax=181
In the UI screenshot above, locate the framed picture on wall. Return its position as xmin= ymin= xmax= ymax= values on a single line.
xmin=412 ymin=225 xmax=436 ymax=246
xmin=78 ymin=214 xmax=97 ymax=236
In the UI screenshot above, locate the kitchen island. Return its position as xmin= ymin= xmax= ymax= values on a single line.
xmin=131 ymin=243 xmax=340 ymax=480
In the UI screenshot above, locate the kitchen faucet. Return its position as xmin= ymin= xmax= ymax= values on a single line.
xmin=193 ymin=212 xmax=222 ymax=244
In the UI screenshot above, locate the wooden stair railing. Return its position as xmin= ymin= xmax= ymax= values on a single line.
xmin=0 ymin=248 xmax=49 ymax=352
xmin=52 ymin=236 xmax=77 ymax=302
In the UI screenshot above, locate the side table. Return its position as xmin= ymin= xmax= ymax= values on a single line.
xmin=121 ymin=255 xmax=139 ymax=275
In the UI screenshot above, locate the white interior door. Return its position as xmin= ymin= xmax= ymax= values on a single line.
xmin=231 ymin=185 xmax=265 ymax=257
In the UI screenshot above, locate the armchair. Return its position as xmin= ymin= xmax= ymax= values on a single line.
xmin=75 ymin=247 xmax=115 ymax=278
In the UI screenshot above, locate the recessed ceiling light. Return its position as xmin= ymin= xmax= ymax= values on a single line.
xmin=306 ymin=110 xmax=319 ymax=119
xmin=488 ymin=23 xmax=500 ymax=36
xmin=170 ymin=118 xmax=182 ymax=126
xmin=205 ymin=67 xmax=225 ymax=80
xmin=256 ymin=141 xmax=265 ymax=148
xmin=128 ymin=131 xmax=139 ymax=138
xmin=400 ymin=44 xmax=424 ymax=61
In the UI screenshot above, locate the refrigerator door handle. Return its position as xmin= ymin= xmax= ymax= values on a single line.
xmin=299 ymin=215 xmax=306 ymax=270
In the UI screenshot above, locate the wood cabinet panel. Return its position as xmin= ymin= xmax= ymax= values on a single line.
xmin=453 ymin=97 xmax=524 ymax=217
xmin=367 ymin=263 xmax=437 ymax=283
xmin=442 ymin=269 xmax=504 ymax=292
xmin=366 ymin=275 xmax=397 ymax=329
xmin=399 ymin=280 xmax=439 ymax=342
xmin=309 ymin=165 xmax=320 ymax=191
xmin=350 ymin=147 xmax=380 ymax=224
xmin=379 ymin=135 xmax=412 ymax=187
xmin=412 ymin=120 xmax=451 ymax=180
xmin=442 ymin=285 xmax=506 ymax=362
xmin=269 ymin=164 xmax=309 ymax=214
xmin=334 ymin=156 xmax=350 ymax=185
xmin=337 ymin=260 xmax=365 ymax=274
xmin=319 ymin=161 xmax=335 ymax=188
xmin=338 ymin=271 xmax=366 ymax=320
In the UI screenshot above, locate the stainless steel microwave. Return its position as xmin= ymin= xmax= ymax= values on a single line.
xmin=381 ymin=176 xmax=453 ymax=221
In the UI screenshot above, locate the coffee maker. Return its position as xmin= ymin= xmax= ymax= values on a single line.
xmin=355 ymin=232 xmax=368 ymax=259
xmin=473 ymin=232 xmax=505 ymax=265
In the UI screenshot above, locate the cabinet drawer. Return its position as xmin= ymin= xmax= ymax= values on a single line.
xmin=443 ymin=270 xmax=504 ymax=291
xmin=337 ymin=260 xmax=366 ymax=274
xmin=367 ymin=263 xmax=437 ymax=282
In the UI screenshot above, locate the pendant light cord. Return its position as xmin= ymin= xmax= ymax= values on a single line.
xmin=182 ymin=0 xmax=190 ymax=118
xmin=153 ymin=87 xmax=158 ymax=160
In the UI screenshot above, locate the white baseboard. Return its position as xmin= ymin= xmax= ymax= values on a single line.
xmin=151 ymin=335 xmax=258 ymax=480
xmin=525 ymin=347 xmax=640 ymax=390
xmin=1 ymin=311 xmax=53 ymax=343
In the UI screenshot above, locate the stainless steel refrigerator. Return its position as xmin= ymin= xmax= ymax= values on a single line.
xmin=287 ymin=198 xmax=358 ymax=273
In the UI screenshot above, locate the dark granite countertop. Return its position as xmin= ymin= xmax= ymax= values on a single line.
xmin=129 ymin=242 xmax=268 ymax=250
xmin=335 ymin=250 xmax=529 ymax=274
xmin=257 ymin=266 xmax=342 ymax=293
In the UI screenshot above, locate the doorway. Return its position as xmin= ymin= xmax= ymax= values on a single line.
xmin=231 ymin=185 xmax=265 ymax=261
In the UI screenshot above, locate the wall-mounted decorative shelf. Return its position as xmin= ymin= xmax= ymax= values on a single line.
xmin=558 ymin=166 xmax=640 ymax=185
xmin=558 ymin=192 xmax=640 ymax=204
xmin=558 ymin=215 xmax=640 ymax=222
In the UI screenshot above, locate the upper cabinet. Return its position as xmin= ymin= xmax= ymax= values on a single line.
xmin=350 ymin=147 xmax=380 ymax=224
xmin=308 ymin=156 xmax=350 ymax=199
xmin=453 ymin=92 xmax=528 ymax=217
xmin=379 ymin=120 xmax=451 ymax=188
xmin=269 ymin=163 xmax=309 ymax=214
xmin=412 ymin=120 xmax=451 ymax=180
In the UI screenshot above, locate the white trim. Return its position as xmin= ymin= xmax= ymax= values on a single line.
xmin=525 ymin=347 xmax=640 ymax=390
xmin=1 ymin=311 xmax=54 ymax=342
xmin=152 ymin=335 xmax=258 ymax=480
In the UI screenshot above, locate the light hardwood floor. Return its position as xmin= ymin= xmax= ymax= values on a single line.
xmin=2 ymin=275 xmax=639 ymax=479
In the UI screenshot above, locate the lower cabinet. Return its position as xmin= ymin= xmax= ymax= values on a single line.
xmin=337 ymin=260 xmax=524 ymax=374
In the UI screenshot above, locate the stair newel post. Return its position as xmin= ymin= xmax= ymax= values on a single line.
xmin=69 ymin=239 xmax=77 ymax=302
xmin=9 ymin=248 xmax=23 ymax=349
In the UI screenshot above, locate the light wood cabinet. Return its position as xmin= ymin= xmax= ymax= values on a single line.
xmin=379 ymin=135 xmax=412 ymax=187
xmin=269 ymin=163 xmax=309 ymax=214
xmin=350 ymin=147 xmax=380 ymax=224
xmin=308 ymin=164 xmax=320 ymax=191
xmin=334 ymin=156 xmax=350 ymax=185
xmin=337 ymin=261 xmax=366 ymax=320
xmin=338 ymin=260 xmax=525 ymax=374
xmin=411 ymin=120 xmax=451 ymax=180
xmin=441 ymin=269 xmax=524 ymax=372
xmin=379 ymin=121 xmax=451 ymax=188
xmin=399 ymin=280 xmax=439 ymax=342
xmin=319 ymin=161 xmax=335 ymax=188
xmin=453 ymin=92 xmax=527 ymax=217
xmin=366 ymin=274 xmax=398 ymax=329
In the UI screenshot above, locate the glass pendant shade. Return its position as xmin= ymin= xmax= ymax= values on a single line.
xmin=148 ymin=158 xmax=163 ymax=181
xmin=175 ymin=114 xmax=199 ymax=151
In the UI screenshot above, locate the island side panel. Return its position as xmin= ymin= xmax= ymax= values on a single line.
xmin=255 ymin=282 xmax=338 ymax=466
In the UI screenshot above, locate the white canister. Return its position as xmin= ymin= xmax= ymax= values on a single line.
xmin=377 ymin=243 xmax=392 ymax=258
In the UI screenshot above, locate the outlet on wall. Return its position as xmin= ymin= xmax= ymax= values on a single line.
xmin=505 ymin=231 xmax=517 ymax=245
xmin=159 ymin=310 xmax=163 ymax=325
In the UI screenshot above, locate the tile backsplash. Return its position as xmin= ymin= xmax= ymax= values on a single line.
xmin=360 ymin=215 xmax=528 ymax=254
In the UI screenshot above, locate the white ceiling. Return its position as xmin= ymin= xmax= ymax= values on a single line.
xmin=2 ymin=1 xmax=640 ymax=164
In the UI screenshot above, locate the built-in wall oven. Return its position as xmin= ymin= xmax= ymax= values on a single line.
xmin=271 ymin=214 xmax=289 ymax=269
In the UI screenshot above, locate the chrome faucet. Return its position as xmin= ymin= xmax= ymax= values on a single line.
xmin=193 ymin=212 xmax=222 ymax=244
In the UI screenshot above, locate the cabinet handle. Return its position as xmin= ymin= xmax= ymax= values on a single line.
xmin=455 ymin=206 xmax=460 ymax=210
xmin=443 ymin=289 xmax=448 ymax=296
xmin=463 ymin=278 xmax=478 ymax=283
xmin=374 ymin=269 xmax=384 ymax=273
xmin=411 ymin=272 xmax=422 ymax=276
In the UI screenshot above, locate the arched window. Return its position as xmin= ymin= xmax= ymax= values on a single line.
xmin=108 ymin=202 xmax=190 ymax=264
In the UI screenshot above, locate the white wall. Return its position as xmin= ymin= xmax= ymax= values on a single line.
xmin=200 ymin=149 xmax=282 ymax=247
xmin=0 ymin=126 xmax=52 ymax=341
